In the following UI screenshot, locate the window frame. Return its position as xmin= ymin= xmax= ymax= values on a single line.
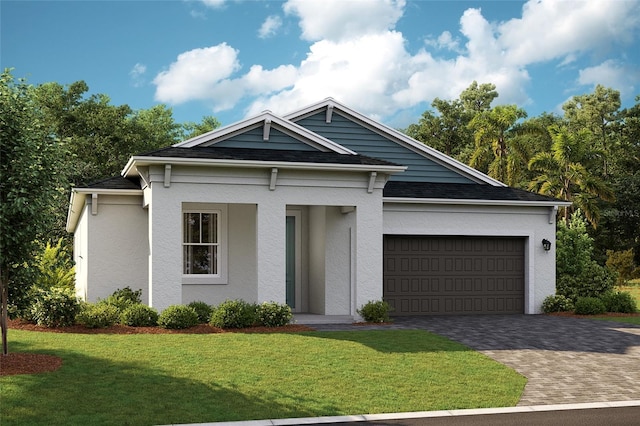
xmin=181 ymin=204 xmax=228 ymax=285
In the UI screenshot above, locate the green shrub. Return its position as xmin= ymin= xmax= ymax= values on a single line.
xmin=256 ymin=301 xmax=292 ymax=327
xmin=157 ymin=305 xmax=199 ymax=329
xmin=606 ymin=249 xmax=636 ymax=285
xmin=357 ymin=300 xmax=393 ymax=323
xmin=101 ymin=287 xmax=143 ymax=311
xmin=30 ymin=287 xmax=80 ymax=327
xmin=76 ymin=303 xmax=120 ymax=328
xmin=601 ymin=291 xmax=637 ymax=313
xmin=187 ymin=301 xmax=214 ymax=323
xmin=35 ymin=239 xmax=75 ymax=291
xmin=541 ymin=294 xmax=575 ymax=313
xmin=574 ymin=297 xmax=606 ymax=315
xmin=120 ymin=304 xmax=159 ymax=327
xmin=556 ymin=211 xmax=616 ymax=301
xmin=210 ymin=300 xmax=258 ymax=329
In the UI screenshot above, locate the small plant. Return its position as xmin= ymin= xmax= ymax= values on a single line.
xmin=541 ymin=294 xmax=575 ymax=313
xmin=601 ymin=291 xmax=637 ymax=314
xmin=30 ymin=287 xmax=80 ymax=327
xmin=35 ymin=239 xmax=75 ymax=291
xmin=357 ymin=300 xmax=392 ymax=323
xmin=256 ymin=301 xmax=292 ymax=327
xmin=101 ymin=287 xmax=142 ymax=311
xmin=210 ymin=300 xmax=258 ymax=329
xmin=187 ymin=301 xmax=214 ymax=323
xmin=574 ymin=297 xmax=606 ymax=315
xmin=76 ymin=303 xmax=120 ymax=328
xmin=120 ymin=304 xmax=159 ymax=327
xmin=158 ymin=305 xmax=199 ymax=329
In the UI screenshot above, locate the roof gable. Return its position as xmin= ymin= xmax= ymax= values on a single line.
xmin=285 ymin=98 xmax=505 ymax=186
xmin=174 ymin=111 xmax=355 ymax=155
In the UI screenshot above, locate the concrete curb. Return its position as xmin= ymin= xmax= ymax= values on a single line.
xmin=165 ymin=400 xmax=640 ymax=425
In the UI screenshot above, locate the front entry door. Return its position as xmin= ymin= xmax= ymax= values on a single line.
xmin=285 ymin=215 xmax=296 ymax=310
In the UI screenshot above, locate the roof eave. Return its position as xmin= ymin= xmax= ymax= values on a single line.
xmin=123 ymin=156 xmax=406 ymax=177
xmin=383 ymin=197 xmax=573 ymax=207
xmin=66 ymin=187 xmax=143 ymax=233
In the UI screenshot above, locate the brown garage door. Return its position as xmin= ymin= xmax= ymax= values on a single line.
xmin=383 ymin=236 xmax=524 ymax=315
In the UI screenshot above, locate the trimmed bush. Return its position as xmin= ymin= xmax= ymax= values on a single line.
xmin=256 ymin=301 xmax=292 ymax=327
xmin=120 ymin=304 xmax=159 ymax=327
xmin=101 ymin=287 xmax=143 ymax=311
xmin=541 ymin=294 xmax=575 ymax=313
xmin=601 ymin=291 xmax=637 ymax=314
xmin=187 ymin=301 xmax=214 ymax=323
xmin=210 ymin=300 xmax=258 ymax=329
xmin=574 ymin=297 xmax=606 ymax=315
xmin=357 ymin=300 xmax=393 ymax=323
xmin=76 ymin=303 xmax=120 ymax=328
xmin=30 ymin=287 xmax=80 ymax=327
xmin=158 ymin=305 xmax=199 ymax=329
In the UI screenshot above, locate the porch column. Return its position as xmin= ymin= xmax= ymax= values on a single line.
xmin=255 ymin=199 xmax=286 ymax=304
xmin=354 ymin=200 xmax=384 ymax=313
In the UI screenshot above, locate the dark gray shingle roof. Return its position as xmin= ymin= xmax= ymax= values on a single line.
xmin=383 ymin=181 xmax=563 ymax=203
xmin=81 ymin=176 xmax=142 ymax=190
xmin=139 ymin=146 xmax=398 ymax=166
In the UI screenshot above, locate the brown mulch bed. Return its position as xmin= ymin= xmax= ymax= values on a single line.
xmin=1 ymin=319 xmax=315 ymax=377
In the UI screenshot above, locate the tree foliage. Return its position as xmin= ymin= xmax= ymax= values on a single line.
xmin=0 ymin=69 xmax=69 ymax=354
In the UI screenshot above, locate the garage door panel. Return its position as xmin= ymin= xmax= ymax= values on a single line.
xmin=384 ymin=236 xmax=524 ymax=315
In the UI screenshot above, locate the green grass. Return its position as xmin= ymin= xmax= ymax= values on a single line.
xmin=1 ymin=330 xmax=525 ymax=426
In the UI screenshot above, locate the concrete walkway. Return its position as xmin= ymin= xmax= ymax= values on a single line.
xmin=313 ymin=315 xmax=640 ymax=406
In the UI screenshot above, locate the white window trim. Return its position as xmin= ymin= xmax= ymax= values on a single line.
xmin=182 ymin=203 xmax=228 ymax=285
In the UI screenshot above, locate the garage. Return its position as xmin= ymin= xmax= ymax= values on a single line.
xmin=383 ymin=235 xmax=525 ymax=315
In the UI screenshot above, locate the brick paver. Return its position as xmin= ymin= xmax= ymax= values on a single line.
xmin=313 ymin=315 xmax=640 ymax=406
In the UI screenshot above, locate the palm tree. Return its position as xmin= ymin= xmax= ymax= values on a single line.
xmin=528 ymin=126 xmax=615 ymax=227
xmin=468 ymin=105 xmax=528 ymax=185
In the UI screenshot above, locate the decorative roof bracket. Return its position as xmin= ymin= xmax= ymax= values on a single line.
xmin=325 ymin=105 xmax=334 ymax=123
xmin=263 ymin=118 xmax=272 ymax=141
xmin=269 ymin=167 xmax=278 ymax=191
xmin=367 ymin=171 xmax=377 ymax=193
xmin=164 ymin=164 xmax=172 ymax=188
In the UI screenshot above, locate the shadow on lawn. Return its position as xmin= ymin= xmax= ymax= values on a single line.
xmin=1 ymin=341 xmax=333 ymax=426
xmin=303 ymin=329 xmax=473 ymax=354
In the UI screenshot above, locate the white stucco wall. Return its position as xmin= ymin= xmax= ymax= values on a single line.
xmin=383 ymin=203 xmax=557 ymax=314
xmin=82 ymin=194 xmax=149 ymax=303
xmin=73 ymin=204 xmax=89 ymax=301
xmin=145 ymin=164 xmax=388 ymax=314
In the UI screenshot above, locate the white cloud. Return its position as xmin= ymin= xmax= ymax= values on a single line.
xmin=157 ymin=0 xmax=639 ymax=122
xmin=578 ymin=59 xmax=639 ymax=95
xmin=499 ymin=0 xmax=640 ymax=67
xmin=153 ymin=43 xmax=240 ymax=104
xmin=129 ymin=63 xmax=147 ymax=87
xmin=283 ymin=0 xmax=405 ymax=42
xmin=258 ymin=15 xmax=283 ymax=39
xmin=200 ymin=0 xmax=225 ymax=9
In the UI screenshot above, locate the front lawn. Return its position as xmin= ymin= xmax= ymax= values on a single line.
xmin=1 ymin=329 xmax=525 ymax=425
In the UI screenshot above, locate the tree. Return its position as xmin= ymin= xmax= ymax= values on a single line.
xmin=563 ymin=85 xmax=621 ymax=175
xmin=405 ymin=81 xmax=498 ymax=161
xmin=0 ymin=70 xmax=67 ymax=355
xmin=459 ymin=81 xmax=498 ymax=114
xmin=181 ymin=115 xmax=221 ymax=140
xmin=468 ymin=104 xmax=528 ymax=184
xmin=528 ymin=126 xmax=615 ymax=227
xmin=405 ymin=98 xmax=472 ymax=158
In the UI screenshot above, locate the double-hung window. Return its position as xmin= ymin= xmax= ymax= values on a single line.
xmin=183 ymin=211 xmax=219 ymax=275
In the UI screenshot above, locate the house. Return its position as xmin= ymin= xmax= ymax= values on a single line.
xmin=66 ymin=98 xmax=569 ymax=318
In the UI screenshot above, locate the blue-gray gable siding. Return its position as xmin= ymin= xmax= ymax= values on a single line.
xmin=294 ymin=112 xmax=474 ymax=183
xmin=214 ymin=126 xmax=317 ymax=151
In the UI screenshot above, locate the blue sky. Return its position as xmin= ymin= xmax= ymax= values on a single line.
xmin=3 ymin=0 xmax=640 ymax=129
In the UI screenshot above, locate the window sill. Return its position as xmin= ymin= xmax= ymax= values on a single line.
xmin=182 ymin=275 xmax=227 ymax=285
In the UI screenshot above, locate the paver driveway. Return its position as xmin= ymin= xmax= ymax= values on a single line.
xmin=314 ymin=315 xmax=640 ymax=406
